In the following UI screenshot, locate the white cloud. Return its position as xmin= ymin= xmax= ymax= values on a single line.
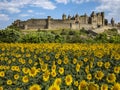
xmin=95 ymin=0 xmax=120 ymax=22
xmin=32 ymin=0 xmax=56 ymax=10
xmin=35 ymin=12 xmax=45 ymax=15
xmin=72 ymin=0 xmax=91 ymax=4
xmin=0 ymin=14 xmax=9 ymax=21
xmin=28 ymin=10 xmax=33 ymax=13
xmin=55 ymin=0 xmax=94 ymax=4
xmin=0 ymin=0 xmax=56 ymax=14
xmin=19 ymin=14 xmax=29 ymax=17
xmin=7 ymin=8 xmax=21 ymax=13
xmin=55 ymin=0 xmax=69 ymax=4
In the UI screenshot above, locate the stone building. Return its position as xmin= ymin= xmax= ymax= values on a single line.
xmin=12 ymin=11 xmax=111 ymax=30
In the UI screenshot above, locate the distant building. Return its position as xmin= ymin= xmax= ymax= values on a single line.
xmin=11 ymin=11 xmax=115 ymax=30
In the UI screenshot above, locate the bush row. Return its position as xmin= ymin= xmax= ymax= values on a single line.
xmin=0 ymin=28 xmax=120 ymax=43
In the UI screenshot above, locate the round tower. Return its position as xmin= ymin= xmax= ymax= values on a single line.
xmin=68 ymin=15 xmax=71 ymax=20
xmin=101 ymin=12 xmax=104 ymax=26
xmin=111 ymin=18 xmax=115 ymax=26
xmin=62 ymin=14 xmax=66 ymax=20
xmin=47 ymin=16 xmax=51 ymax=29
xmin=91 ymin=11 xmax=96 ymax=17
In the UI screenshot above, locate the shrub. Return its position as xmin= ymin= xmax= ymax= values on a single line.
xmin=0 ymin=29 xmax=21 ymax=43
xmin=68 ymin=30 xmax=76 ymax=35
xmin=60 ymin=29 xmax=67 ymax=35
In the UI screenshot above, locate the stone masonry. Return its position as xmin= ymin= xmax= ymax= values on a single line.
xmin=12 ymin=11 xmax=115 ymax=30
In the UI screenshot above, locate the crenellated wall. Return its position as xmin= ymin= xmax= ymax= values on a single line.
xmin=20 ymin=19 xmax=47 ymax=29
xmin=50 ymin=20 xmax=73 ymax=29
xmin=12 ymin=11 xmax=108 ymax=30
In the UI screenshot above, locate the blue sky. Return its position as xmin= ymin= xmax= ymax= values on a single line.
xmin=0 ymin=0 xmax=120 ymax=29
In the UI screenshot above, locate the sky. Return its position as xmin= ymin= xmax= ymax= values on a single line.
xmin=0 ymin=0 xmax=120 ymax=29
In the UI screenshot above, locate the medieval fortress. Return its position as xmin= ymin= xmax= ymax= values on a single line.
xmin=12 ymin=11 xmax=117 ymax=30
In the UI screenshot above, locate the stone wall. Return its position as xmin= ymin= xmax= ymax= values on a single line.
xmin=50 ymin=20 xmax=71 ymax=29
xmin=11 ymin=11 xmax=108 ymax=30
xmin=20 ymin=19 xmax=47 ymax=30
xmin=79 ymin=16 xmax=88 ymax=24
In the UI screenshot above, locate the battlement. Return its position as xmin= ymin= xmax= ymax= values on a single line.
xmin=11 ymin=11 xmax=115 ymax=30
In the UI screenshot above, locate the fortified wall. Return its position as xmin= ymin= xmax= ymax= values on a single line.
xmin=12 ymin=11 xmax=115 ymax=30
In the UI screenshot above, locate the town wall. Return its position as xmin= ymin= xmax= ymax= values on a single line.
xmin=50 ymin=20 xmax=71 ymax=29
xmin=11 ymin=11 xmax=115 ymax=30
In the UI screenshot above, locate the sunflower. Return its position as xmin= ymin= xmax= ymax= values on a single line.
xmin=78 ymin=61 xmax=83 ymax=66
xmin=22 ymin=75 xmax=29 ymax=83
xmin=114 ymin=66 xmax=120 ymax=74
xmin=65 ymin=75 xmax=73 ymax=86
xmin=15 ymin=66 xmax=20 ymax=72
xmin=7 ymin=79 xmax=12 ymax=85
xmin=48 ymin=84 xmax=60 ymax=90
xmin=114 ymin=53 xmax=120 ymax=60
xmin=39 ymin=59 xmax=44 ymax=65
xmin=0 ymin=71 xmax=5 ymax=77
xmin=54 ymin=78 xmax=62 ymax=86
xmin=11 ymin=66 xmax=16 ymax=71
xmin=43 ymin=70 xmax=50 ymax=82
xmin=87 ymin=73 xmax=92 ymax=80
xmin=0 ymin=86 xmax=3 ymax=90
xmin=21 ymin=59 xmax=26 ymax=64
xmin=88 ymin=82 xmax=99 ymax=90
xmin=95 ymin=71 xmax=104 ymax=80
xmin=22 ymin=67 xmax=30 ymax=74
xmin=85 ymin=65 xmax=89 ymax=74
xmin=57 ymin=59 xmax=62 ymax=65
xmin=51 ymin=65 xmax=56 ymax=70
xmin=41 ymin=64 xmax=48 ymax=72
xmin=73 ymin=58 xmax=77 ymax=64
xmin=74 ymin=81 xmax=79 ymax=87
xmin=51 ymin=70 xmax=57 ymax=77
xmin=95 ymin=51 xmax=103 ymax=58
xmin=63 ymin=57 xmax=69 ymax=64
xmin=14 ymin=74 xmax=19 ymax=80
xmin=29 ymin=67 xmax=38 ymax=77
xmin=106 ymin=73 xmax=116 ymax=83
xmin=55 ymin=53 xmax=60 ymax=59
xmin=29 ymin=84 xmax=41 ymax=90
xmin=104 ymin=62 xmax=110 ymax=69
xmin=101 ymin=84 xmax=108 ymax=90
xmin=97 ymin=61 xmax=103 ymax=67
xmin=78 ymin=80 xmax=88 ymax=90
xmin=76 ymin=63 xmax=81 ymax=72
xmin=28 ymin=59 xmax=33 ymax=64
xmin=58 ymin=67 xmax=64 ymax=75
xmin=84 ymin=58 xmax=88 ymax=62
xmin=90 ymin=62 xmax=93 ymax=69
xmin=45 ymin=55 xmax=50 ymax=61
xmin=111 ymin=83 xmax=120 ymax=90
xmin=34 ymin=62 xmax=38 ymax=66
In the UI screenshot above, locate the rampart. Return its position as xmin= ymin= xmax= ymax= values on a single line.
xmin=11 ymin=11 xmax=116 ymax=30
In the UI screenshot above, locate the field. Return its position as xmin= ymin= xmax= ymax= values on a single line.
xmin=0 ymin=43 xmax=120 ymax=90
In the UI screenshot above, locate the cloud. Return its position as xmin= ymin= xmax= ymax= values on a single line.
xmin=19 ymin=14 xmax=29 ymax=17
xmin=72 ymin=0 xmax=92 ymax=4
xmin=0 ymin=14 xmax=9 ymax=21
xmin=7 ymin=8 xmax=21 ymax=13
xmin=35 ymin=12 xmax=45 ymax=15
xmin=55 ymin=0 xmax=69 ymax=4
xmin=55 ymin=0 xmax=94 ymax=4
xmin=32 ymin=0 xmax=56 ymax=10
xmin=0 ymin=0 xmax=56 ymax=14
xmin=28 ymin=10 xmax=33 ymax=13
xmin=95 ymin=0 xmax=120 ymax=22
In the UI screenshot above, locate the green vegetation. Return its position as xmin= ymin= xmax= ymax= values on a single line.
xmin=0 ymin=27 xmax=120 ymax=43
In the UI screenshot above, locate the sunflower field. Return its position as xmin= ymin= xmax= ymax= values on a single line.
xmin=0 ymin=43 xmax=120 ymax=90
